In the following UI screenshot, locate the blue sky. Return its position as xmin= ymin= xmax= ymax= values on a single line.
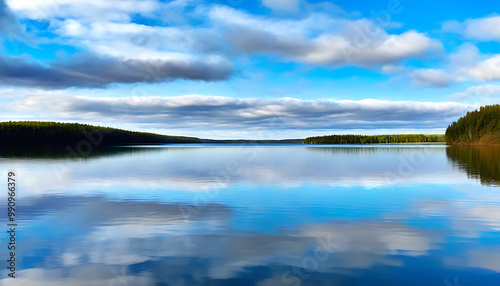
xmin=0 ymin=0 xmax=499 ymax=139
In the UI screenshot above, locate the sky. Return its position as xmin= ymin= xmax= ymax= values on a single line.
xmin=0 ymin=0 xmax=499 ymax=139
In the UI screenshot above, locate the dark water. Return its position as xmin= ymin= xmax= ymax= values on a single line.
xmin=1 ymin=144 xmax=500 ymax=285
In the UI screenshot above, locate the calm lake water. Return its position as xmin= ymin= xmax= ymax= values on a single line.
xmin=1 ymin=144 xmax=500 ymax=285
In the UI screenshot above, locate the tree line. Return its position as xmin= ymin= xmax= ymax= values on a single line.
xmin=445 ymin=104 xmax=500 ymax=144
xmin=304 ymin=134 xmax=445 ymax=144
xmin=0 ymin=121 xmax=202 ymax=147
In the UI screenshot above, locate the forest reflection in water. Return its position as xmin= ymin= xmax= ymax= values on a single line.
xmin=446 ymin=145 xmax=500 ymax=186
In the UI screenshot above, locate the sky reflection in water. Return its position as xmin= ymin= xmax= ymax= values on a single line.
xmin=1 ymin=145 xmax=500 ymax=286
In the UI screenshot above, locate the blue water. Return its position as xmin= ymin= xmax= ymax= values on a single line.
xmin=1 ymin=144 xmax=499 ymax=285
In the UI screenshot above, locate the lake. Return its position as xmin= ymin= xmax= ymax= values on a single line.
xmin=1 ymin=144 xmax=500 ymax=285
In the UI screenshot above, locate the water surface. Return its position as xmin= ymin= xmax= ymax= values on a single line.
xmin=1 ymin=144 xmax=499 ymax=285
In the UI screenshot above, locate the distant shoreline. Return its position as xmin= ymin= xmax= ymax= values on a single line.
xmin=303 ymin=134 xmax=445 ymax=145
xmin=4 ymin=120 xmax=500 ymax=148
xmin=302 ymin=142 xmax=446 ymax=145
xmin=366 ymin=142 xmax=446 ymax=145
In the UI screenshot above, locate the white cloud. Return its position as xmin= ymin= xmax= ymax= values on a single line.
xmin=208 ymin=5 xmax=336 ymax=36
xmin=6 ymin=0 xmax=159 ymax=22
xmin=394 ymin=44 xmax=500 ymax=87
xmin=448 ymin=43 xmax=481 ymax=72
xmin=468 ymin=54 xmax=500 ymax=81
xmin=53 ymin=20 xmax=209 ymax=61
xmin=210 ymin=6 xmax=443 ymax=67
xmin=306 ymin=30 xmax=443 ymax=67
xmin=442 ymin=15 xmax=500 ymax=42
xmin=449 ymin=84 xmax=500 ymax=102
xmin=464 ymin=15 xmax=500 ymax=42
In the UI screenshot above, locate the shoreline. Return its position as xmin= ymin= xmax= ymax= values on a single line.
xmin=303 ymin=142 xmax=446 ymax=145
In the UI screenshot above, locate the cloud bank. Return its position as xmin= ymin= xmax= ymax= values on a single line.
xmin=5 ymin=93 xmax=474 ymax=133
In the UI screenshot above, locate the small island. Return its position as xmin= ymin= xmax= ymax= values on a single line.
xmin=445 ymin=104 xmax=500 ymax=145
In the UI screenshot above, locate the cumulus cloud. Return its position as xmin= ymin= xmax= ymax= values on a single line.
xmin=450 ymin=48 xmax=500 ymax=83
xmin=394 ymin=44 xmax=500 ymax=87
xmin=7 ymin=93 xmax=474 ymax=131
xmin=464 ymin=15 xmax=500 ymax=41
xmin=468 ymin=54 xmax=500 ymax=81
xmin=441 ymin=15 xmax=500 ymax=42
xmin=211 ymin=6 xmax=443 ymax=67
xmin=303 ymin=30 xmax=442 ymax=67
xmin=448 ymin=43 xmax=481 ymax=71
xmin=0 ymin=53 xmax=233 ymax=88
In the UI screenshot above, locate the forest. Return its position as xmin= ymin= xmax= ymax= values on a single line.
xmin=445 ymin=104 xmax=500 ymax=145
xmin=0 ymin=121 xmax=202 ymax=147
xmin=303 ymin=134 xmax=445 ymax=144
